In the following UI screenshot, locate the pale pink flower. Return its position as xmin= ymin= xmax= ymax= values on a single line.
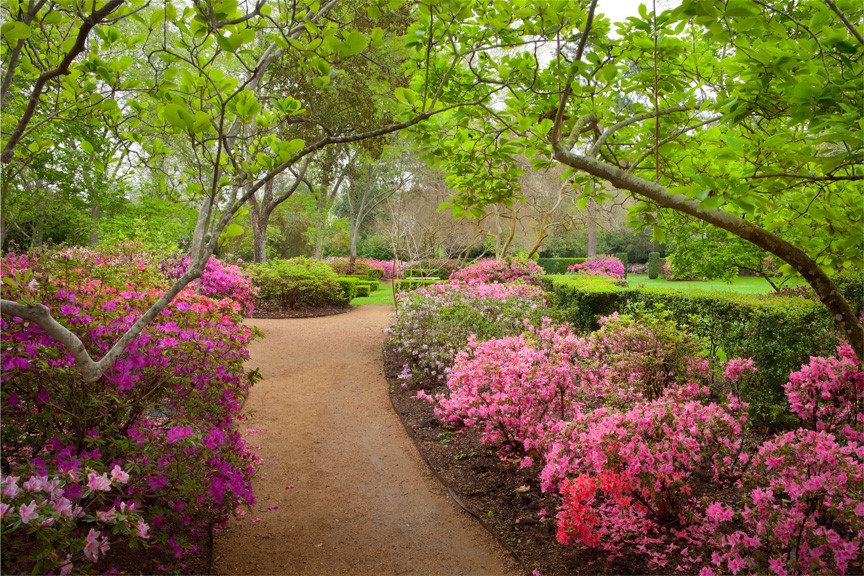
xmin=87 ymin=472 xmax=112 ymax=492
xmin=136 ymin=520 xmax=150 ymax=539
xmin=83 ymin=529 xmax=109 ymax=562
xmin=18 ymin=500 xmax=39 ymax=524
xmin=110 ymin=465 xmax=130 ymax=484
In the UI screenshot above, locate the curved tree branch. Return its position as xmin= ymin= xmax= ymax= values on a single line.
xmin=552 ymin=142 xmax=864 ymax=362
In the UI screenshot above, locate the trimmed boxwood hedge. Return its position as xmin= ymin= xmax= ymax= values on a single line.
xmin=394 ymin=278 xmax=441 ymax=292
xmin=337 ymin=277 xmax=360 ymax=302
xmin=535 ymin=257 xmax=586 ymax=275
xmin=355 ymin=284 xmax=371 ymax=298
xmin=542 ymin=274 xmax=838 ymax=425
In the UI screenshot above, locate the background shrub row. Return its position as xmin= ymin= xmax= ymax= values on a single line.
xmin=541 ymin=274 xmax=839 ymax=424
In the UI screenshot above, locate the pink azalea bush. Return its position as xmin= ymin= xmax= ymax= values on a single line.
xmin=448 ymin=258 xmax=544 ymax=286
xmin=386 ymin=281 xmax=546 ymax=385
xmin=423 ymin=293 xmax=864 ymax=572
xmin=1 ymin=465 xmax=147 ymax=573
xmin=362 ymin=258 xmax=399 ymax=279
xmin=1 ymin=247 xmax=259 ymax=573
xmin=709 ymin=429 xmax=863 ymax=576
xmin=784 ymin=342 xmax=863 ymax=442
xmin=160 ymin=253 xmax=257 ymax=315
xmin=567 ymin=256 xmax=625 ymax=280
xmin=435 ymin=322 xmax=589 ymax=456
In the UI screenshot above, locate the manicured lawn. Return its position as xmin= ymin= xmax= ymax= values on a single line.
xmin=351 ymin=280 xmax=397 ymax=306
xmin=627 ymin=273 xmax=803 ymax=295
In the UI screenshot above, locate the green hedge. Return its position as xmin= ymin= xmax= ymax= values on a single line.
xmin=345 ymin=275 xmax=380 ymax=292
xmin=648 ymin=252 xmax=660 ymax=279
xmin=535 ymin=257 xmax=586 ymax=275
xmin=614 ymin=252 xmax=629 ymax=278
xmin=355 ymin=284 xmax=371 ymax=298
xmin=247 ymin=257 xmax=348 ymax=308
xmin=542 ymin=274 xmax=838 ymax=425
xmin=394 ymin=278 xmax=441 ymax=292
xmin=367 ymin=268 xmax=385 ymax=280
xmin=337 ymin=277 xmax=359 ymax=302
xmin=403 ymin=268 xmax=438 ymax=278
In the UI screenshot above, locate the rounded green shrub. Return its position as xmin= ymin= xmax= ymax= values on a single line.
xmin=355 ymin=284 xmax=371 ymax=298
xmin=648 ymin=252 xmax=660 ymax=279
xmin=247 ymin=257 xmax=346 ymax=308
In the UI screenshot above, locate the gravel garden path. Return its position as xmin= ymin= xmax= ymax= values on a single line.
xmin=212 ymin=305 xmax=520 ymax=576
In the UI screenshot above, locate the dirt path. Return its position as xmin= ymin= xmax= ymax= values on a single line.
xmin=212 ymin=306 xmax=521 ymax=576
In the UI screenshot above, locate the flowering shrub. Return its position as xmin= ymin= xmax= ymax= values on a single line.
xmin=362 ymin=258 xmax=399 ymax=279
xmin=547 ymin=394 xmax=748 ymax=550
xmin=710 ymin=429 xmax=863 ymax=575
xmin=323 ymin=257 xmax=374 ymax=276
xmin=784 ymin=342 xmax=863 ymax=442
xmin=566 ymin=256 xmax=625 ymax=280
xmin=1 ymin=247 xmax=258 ymax=573
xmin=387 ymin=281 xmax=546 ymax=385
xmin=161 ymin=253 xmax=257 ymax=316
xmin=448 ymin=258 xmax=544 ymax=286
xmin=435 ymin=322 xmax=590 ymax=456
xmin=1 ymin=465 xmax=148 ymax=574
xmin=587 ymin=309 xmax=703 ymax=402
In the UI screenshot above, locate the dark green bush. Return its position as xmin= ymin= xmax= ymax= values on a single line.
xmin=367 ymin=268 xmax=385 ymax=280
xmin=355 ymin=284 xmax=371 ymax=298
xmin=535 ymin=257 xmax=586 ymax=274
xmin=337 ymin=277 xmax=359 ymax=302
xmin=834 ymin=272 xmax=863 ymax=316
xmin=247 ymin=257 xmax=346 ymax=308
xmin=394 ymin=278 xmax=441 ymax=292
xmin=326 ymin=258 xmax=373 ymax=276
xmin=614 ymin=252 xmax=629 ymax=277
xmin=648 ymin=252 xmax=660 ymax=279
xmin=403 ymin=268 xmax=436 ymax=278
xmin=543 ymin=274 xmax=838 ymax=426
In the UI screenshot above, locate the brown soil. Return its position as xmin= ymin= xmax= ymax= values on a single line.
xmin=211 ymin=306 xmax=521 ymax=576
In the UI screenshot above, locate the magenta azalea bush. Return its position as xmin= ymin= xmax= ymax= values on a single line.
xmin=1 ymin=246 xmax=259 ymax=574
xmin=566 ymin=256 xmax=625 ymax=280
xmin=387 ymin=281 xmax=546 ymax=385
xmin=448 ymin=258 xmax=544 ymax=286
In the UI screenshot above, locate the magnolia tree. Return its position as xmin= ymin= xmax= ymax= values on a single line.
xmin=410 ymin=0 xmax=864 ymax=359
xmin=0 ymin=0 xmax=503 ymax=380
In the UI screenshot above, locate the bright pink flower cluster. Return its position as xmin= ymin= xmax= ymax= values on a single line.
xmin=1 ymin=247 xmax=259 ymax=573
xmin=160 ymin=253 xmax=257 ymax=315
xmin=449 ymin=258 xmax=544 ymax=286
xmin=362 ymin=259 xmax=399 ymax=279
xmin=567 ymin=256 xmax=625 ymax=280
xmin=708 ymin=429 xmax=863 ymax=576
xmin=784 ymin=342 xmax=863 ymax=442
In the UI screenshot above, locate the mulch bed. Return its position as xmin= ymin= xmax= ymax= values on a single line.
xmin=384 ymin=344 xmax=668 ymax=576
xmin=248 ymin=301 xmax=350 ymax=319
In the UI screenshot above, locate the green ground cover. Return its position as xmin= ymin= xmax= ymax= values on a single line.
xmin=351 ymin=280 xmax=397 ymax=306
xmin=627 ymin=274 xmax=804 ymax=295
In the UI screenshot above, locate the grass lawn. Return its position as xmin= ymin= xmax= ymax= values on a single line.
xmin=626 ymin=273 xmax=803 ymax=295
xmin=350 ymin=280 xmax=397 ymax=306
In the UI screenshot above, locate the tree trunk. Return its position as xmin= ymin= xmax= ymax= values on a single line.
xmin=89 ymin=204 xmax=100 ymax=247
xmin=586 ymin=187 xmax=597 ymax=257
xmin=249 ymin=199 xmax=271 ymax=264
xmin=553 ymin=142 xmax=864 ymax=363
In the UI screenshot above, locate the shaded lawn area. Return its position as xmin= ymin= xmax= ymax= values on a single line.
xmin=626 ymin=273 xmax=804 ymax=295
